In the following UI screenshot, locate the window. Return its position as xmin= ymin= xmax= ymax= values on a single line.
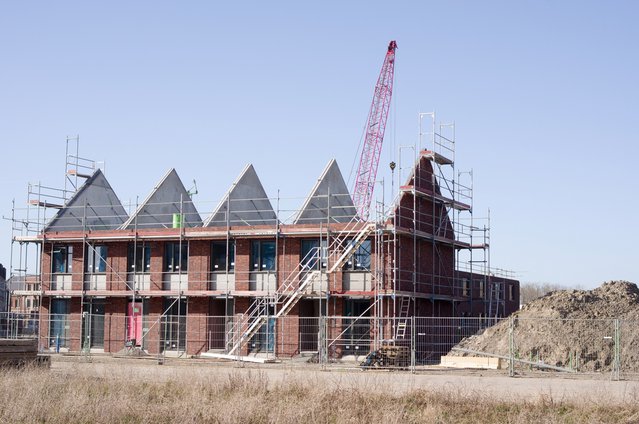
xmin=211 ymin=241 xmax=235 ymax=272
xmin=251 ymin=240 xmax=275 ymax=271
xmin=249 ymin=305 xmax=275 ymax=354
xmin=300 ymin=239 xmax=327 ymax=270
xmin=508 ymin=284 xmax=514 ymax=302
xmin=164 ymin=243 xmax=188 ymax=272
xmin=50 ymin=298 xmax=70 ymax=348
xmin=478 ymin=280 xmax=485 ymax=298
xmin=343 ymin=239 xmax=371 ymax=271
xmin=128 ymin=243 xmax=151 ymax=273
xmin=52 ymin=245 xmax=73 ymax=273
xmin=85 ymin=245 xmax=108 ymax=273
xmin=462 ymin=279 xmax=469 ymax=297
xmin=26 ymin=299 xmax=31 ymax=308
xmin=161 ymin=298 xmax=186 ymax=352
xmin=342 ymin=300 xmax=370 ymax=352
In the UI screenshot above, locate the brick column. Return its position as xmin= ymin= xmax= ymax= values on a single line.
xmin=234 ymin=297 xmax=250 ymax=355
xmin=235 ymin=239 xmax=250 ymax=291
xmin=69 ymin=297 xmax=83 ymax=351
xmin=188 ymin=240 xmax=210 ymax=291
xmin=186 ymin=297 xmax=208 ymax=355
xmin=145 ymin=297 xmax=163 ymax=354
xmin=108 ymin=242 xmax=128 ymax=291
xmin=327 ymin=298 xmax=343 ymax=359
xmin=71 ymin=242 xmax=84 ymax=291
xmin=278 ymin=238 xmax=300 ymax=289
xmin=41 ymin=244 xmax=52 ymax=291
xmin=149 ymin=242 xmax=164 ymax=291
xmin=276 ymin=304 xmax=299 ymax=357
xmin=39 ymin=297 xmax=51 ymax=350
xmin=104 ymin=298 xmax=127 ymax=353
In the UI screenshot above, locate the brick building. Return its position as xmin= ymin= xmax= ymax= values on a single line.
xmin=15 ymin=141 xmax=518 ymax=358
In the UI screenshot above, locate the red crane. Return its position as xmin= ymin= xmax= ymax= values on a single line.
xmin=352 ymin=40 xmax=397 ymax=220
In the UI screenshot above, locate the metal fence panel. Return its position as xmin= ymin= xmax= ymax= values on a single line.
xmin=3 ymin=311 xmax=639 ymax=380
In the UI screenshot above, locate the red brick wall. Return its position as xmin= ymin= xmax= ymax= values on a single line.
xmin=188 ymin=241 xmax=210 ymax=291
xmin=278 ymin=238 xmax=299 ymax=288
xmin=69 ymin=297 xmax=82 ymax=351
xmin=149 ymin=241 xmax=164 ymax=291
xmin=276 ymin=304 xmax=299 ymax=357
xmin=331 ymin=270 xmax=343 ymax=292
xmin=41 ymin=246 xmax=52 ymax=291
xmin=235 ymin=239 xmax=250 ymax=291
xmin=39 ymin=297 xmax=50 ymax=350
xmin=327 ymin=298 xmax=343 ymax=358
xmin=233 ymin=297 xmax=250 ymax=355
xmin=186 ymin=297 xmax=208 ymax=355
xmin=145 ymin=298 xmax=163 ymax=354
xmin=104 ymin=298 xmax=127 ymax=352
xmin=107 ymin=242 xmax=128 ymax=291
xmin=70 ymin=242 xmax=84 ymax=291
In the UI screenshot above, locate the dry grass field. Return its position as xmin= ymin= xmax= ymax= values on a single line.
xmin=1 ymin=359 xmax=639 ymax=424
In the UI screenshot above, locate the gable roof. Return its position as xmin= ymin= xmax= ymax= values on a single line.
xmin=293 ymin=159 xmax=357 ymax=224
xmin=45 ymin=169 xmax=128 ymax=232
xmin=120 ymin=168 xmax=202 ymax=229
xmin=204 ymin=164 xmax=277 ymax=227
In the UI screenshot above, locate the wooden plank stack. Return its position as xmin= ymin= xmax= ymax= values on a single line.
xmin=0 ymin=339 xmax=49 ymax=367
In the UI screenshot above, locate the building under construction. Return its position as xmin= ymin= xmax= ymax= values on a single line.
xmin=6 ymin=42 xmax=518 ymax=363
xmin=6 ymin=127 xmax=518 ymax=361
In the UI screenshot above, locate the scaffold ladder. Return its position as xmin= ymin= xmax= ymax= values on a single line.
xmin=394 ymin=296 xmax=411 ymax=339
xmin=488 ymin=281 xmax=501 ymax=321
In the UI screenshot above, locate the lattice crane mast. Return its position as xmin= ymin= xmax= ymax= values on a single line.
xmin=352 ymin=40 xmax=397 ymax=220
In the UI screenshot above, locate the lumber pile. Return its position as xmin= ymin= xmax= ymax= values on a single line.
xmin=0 ymin=339 xmax=49 ymax=367
xmin=360 ymin=344 xmax=410 ymax=369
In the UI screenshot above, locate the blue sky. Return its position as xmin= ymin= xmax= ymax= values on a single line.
xmin=1 ymin=1 xmax=637 ymax=288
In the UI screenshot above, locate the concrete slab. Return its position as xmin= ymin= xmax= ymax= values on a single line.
xmin=440 ymin=355 xmax=503 ymax=369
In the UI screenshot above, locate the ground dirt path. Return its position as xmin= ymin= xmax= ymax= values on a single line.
xmin=51 ymin=355 xmax=639 ymax=405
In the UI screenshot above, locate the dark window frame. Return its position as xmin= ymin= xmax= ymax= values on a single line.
xmin=343 ymin=239 xmax=371 ymax=271
xmin=250 ymin=240 xmax=276 ymax=271
xmin=300 ymin=239 xmax=328 ymax=270
xmin=164 ymin=242 xmax=189 ymax=273
xmin=128 ymin=243 xmax=151 ymax=273
xmin=211 ymin=240 xmax=235 ymax=272
xmin=85 ymin=244 xmax=108 ymax=274
xmin=52 ymin=245 xmax=73 ymax=274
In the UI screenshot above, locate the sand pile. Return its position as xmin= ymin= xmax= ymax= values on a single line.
xmin=453 ymin=281 xmax=639 ymax=372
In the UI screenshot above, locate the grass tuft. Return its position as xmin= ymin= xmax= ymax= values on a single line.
xmin=0 ymin=365 xmax=636 ymax=423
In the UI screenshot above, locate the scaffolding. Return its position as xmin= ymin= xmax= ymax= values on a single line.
xmin=5 ymin=132 xmax=516 ymax=360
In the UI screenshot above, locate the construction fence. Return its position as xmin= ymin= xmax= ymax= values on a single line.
xmin=1 ymin=312 xmax=637 ymax=380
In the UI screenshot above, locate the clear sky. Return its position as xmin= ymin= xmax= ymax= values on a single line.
xmin=1 ymin=1 xmax=637 ymax=288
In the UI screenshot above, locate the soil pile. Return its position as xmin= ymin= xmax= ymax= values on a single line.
xmin=453 ymin=281 xmax=639 ymax=372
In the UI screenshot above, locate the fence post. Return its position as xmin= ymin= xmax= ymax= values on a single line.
xmin=319 ymin=315 xmax=327 ymax=370
xmin=411 ymin=316 xmax=416 ymax=373
xmin=613 ymin=319 xmax=620 ymax=381
xmin=508 ymin=315 xmax=514 ymax=377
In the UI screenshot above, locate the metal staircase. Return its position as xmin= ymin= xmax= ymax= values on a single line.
xmin=226 ymin=221 xmax=376 ymax=356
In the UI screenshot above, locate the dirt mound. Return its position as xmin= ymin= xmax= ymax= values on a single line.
xmin=520 ymin=280 xmax=639 ymax=319
xmin=453 ymin=281 xmax=639 ymax=372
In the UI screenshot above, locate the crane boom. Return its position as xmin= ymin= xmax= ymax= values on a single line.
xmin=352 ymin=40 xmax=397 ymax=220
